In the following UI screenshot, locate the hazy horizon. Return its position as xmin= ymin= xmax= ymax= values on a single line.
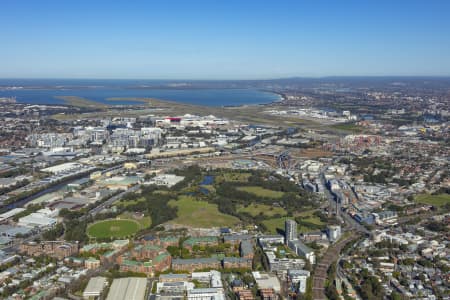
xmin=1 ymin=75 xmax=450 ymax=82
xmin=2 ymin=0 xmax=450 ymax=79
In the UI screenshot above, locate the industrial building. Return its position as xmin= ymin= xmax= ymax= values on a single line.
xmin=18 ymin=212 xmax=57 ymax=228
xmin=145 ymin=174 xmax=185 ymax=187
xmin=252 ymin=272 xmax=281 ymax=293
xmin=187 ymin=287 xmax=225 ymax=300
xmin=0 ymin=208 xmax=25 ymax=222
xmin=106 ymin=277 xmax=148 ymax=300
xmin=41 ymin=162 xmax=84 ymax=174
xmin=83 ymin=276 xmax=108 ymax=299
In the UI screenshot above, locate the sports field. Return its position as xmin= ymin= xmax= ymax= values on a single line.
xmin=87 ymin=219 xmax=140 ymax=239
xmin=119 ymin=212 xmax=152 ymax=228
xmin=168 ymin=196 xmax=239 ymax=227
xmin=415 ymin=193 xmax=450 ymax=207
xmin=236 ymin=186 xmax=284 ymax=198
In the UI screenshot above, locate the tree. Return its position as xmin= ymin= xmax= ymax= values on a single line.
xmin=42 ymin=223 xmax=64 ymax=240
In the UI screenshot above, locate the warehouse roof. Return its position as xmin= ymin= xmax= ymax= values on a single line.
xmin=0 ymin=208 xmax=25 ymax=221
xmin=106 ymin=277 xmax=147 ymax=300
xmin=83 ymin=276 xmax=107 ymax=298
xmin=0 ymin=225 xmax=32 ymax=237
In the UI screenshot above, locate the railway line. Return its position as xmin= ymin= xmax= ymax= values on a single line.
xmin=311 ymin=234 xmax=361 ymax=300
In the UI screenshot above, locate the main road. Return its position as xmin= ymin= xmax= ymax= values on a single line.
xmin=87 ymin=184 xmax=141 ymax=217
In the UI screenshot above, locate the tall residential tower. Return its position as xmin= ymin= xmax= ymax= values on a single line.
xmin=285 ymin=219 xmax=297 ymax=244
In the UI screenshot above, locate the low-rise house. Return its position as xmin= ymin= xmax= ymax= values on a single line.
xmin=236 ymin=289 xmax=255 ymax=300
xmin=260 ymin=288 xmax=277 ymax=300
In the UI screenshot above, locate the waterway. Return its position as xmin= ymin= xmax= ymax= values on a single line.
xmin=0 ymin=79 xmax=281 ymax=106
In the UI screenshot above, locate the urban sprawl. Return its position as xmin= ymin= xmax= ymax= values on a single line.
xmin=0 ymin=79 xmax=448 ymax=300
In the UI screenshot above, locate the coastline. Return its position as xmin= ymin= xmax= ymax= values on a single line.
xmin=5 ymin=87 xmax=281 ymax=108
xmin=259 ymin=89 xmax=286 ymax=103
xmin=2 ymin=88 xmax=309 ymax=127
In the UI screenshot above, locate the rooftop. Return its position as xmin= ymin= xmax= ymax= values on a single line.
xmin=83 ymin=276 xmax=107 ymax=297
xmin=106 ymin=277 xmax=147 ymax=300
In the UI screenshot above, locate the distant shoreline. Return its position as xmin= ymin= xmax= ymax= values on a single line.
xmin=1 ymin=87 xmax=281 ymax=108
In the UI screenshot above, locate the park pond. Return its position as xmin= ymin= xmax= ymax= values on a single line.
xmin=200 ymin=175 xmax=214 ymax=195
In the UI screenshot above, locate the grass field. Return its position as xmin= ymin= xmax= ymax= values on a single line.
xmin=296 ymin=210 xmax=323 ymax=224
xmin=238 ymin=203 xmax=286 ymax=217
xmin=300 ymin=217 xmax=323 ymax=225
xmin=296 ymin=210 xmax=325 ymax=232
xmin=330 ymin=123 xmax=363 ymax=133
xmin=236 ymin=186 xmax=284 ymax=198
xmin=262 ymin=210 xmax=325 ymax=234
xmin=200 ymin=185 xmax=216 ymax=193
xmin=168 ymin=196 xmax=239 ymax=227
xmin=415 ymin=193 xmax=450 ymax=207
xmin=296 ymin=210 xmax=316 ymax=218
xmin=87 ymin=219 xmax=140 ymax=239
xmin=216 ymin=172 xmax=251 ymax=183
xmin=262 ymin=217 xmax=286 ymax=234
xmin=118 ymin=212 xmax=152 ymax=228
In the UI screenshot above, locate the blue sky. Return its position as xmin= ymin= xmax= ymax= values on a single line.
xmin=1 ymin=0 xmax=450 ymax=79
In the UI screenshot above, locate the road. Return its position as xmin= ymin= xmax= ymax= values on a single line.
xmin=147 ymin=278 xmax=156 ymax=300
xmin=87 ymin=184 xmax=141 ymax=217
xmin=337 ymin=256 xmax=360 ymax=300
xmin=319 ymin=170 xmax=370 ymax=235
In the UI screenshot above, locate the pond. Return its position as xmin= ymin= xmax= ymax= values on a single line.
xmin=199 ymin=175 xmax=215 ymax=195
xmin=200 ymin=175 xmax=214 ymax=186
